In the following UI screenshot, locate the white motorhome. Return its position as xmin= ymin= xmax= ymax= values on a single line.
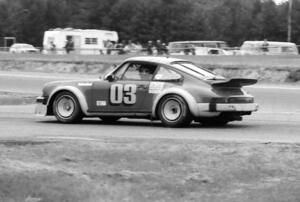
xmin=43 ymin=28 xmax=118 ymax=55
xmin=239 ymin=41 xmax=299 ymax=55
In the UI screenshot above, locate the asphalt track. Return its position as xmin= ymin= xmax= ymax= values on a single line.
xmin=0 ymin=71 xmax=300 ymax=143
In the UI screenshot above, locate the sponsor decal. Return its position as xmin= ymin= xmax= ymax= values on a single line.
xmin=96 ymin=100 xmax=107 ymax=106
xmin=149 ymin=82 xmax=164 ymax=94
xmin=78 ymin=82 xmax=93 ymax=86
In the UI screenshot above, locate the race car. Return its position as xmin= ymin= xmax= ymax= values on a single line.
xmin=35 ymin=56 xmax=258 ymax=127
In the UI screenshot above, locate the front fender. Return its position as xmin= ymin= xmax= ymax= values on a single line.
xmin=47 ymin=86 xmax=89 ymax=115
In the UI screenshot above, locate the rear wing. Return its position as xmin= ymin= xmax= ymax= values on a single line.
xmin=211 ymin=78 xmax=257 ymax=87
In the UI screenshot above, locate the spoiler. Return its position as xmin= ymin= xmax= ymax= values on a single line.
xmin=211 ymin=78 xmax=257 ymax=87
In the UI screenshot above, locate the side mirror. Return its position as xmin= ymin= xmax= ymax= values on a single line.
xmin=105 ymin=74 xmax=115 ymax=82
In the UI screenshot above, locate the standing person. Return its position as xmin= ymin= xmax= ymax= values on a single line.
xmin=156 ymin=40 xmax=163 ymax=55
xmin=65 ymin=38 xmax=74 ymax=54
xmin=124 ymin=40 xmax=136 ymax=54
xmin=146 ymin=41 xmax=154 ymax=55
xmin=261 ymin=39 xmax=269 ymax=53
xmin=115 ymin=41 xmax=125 ymax=55
xmin=50 ymin=41 xmax=56 ymax=54
xmin=106 ymin=40 xmax=114 ymax=55
xmin=135 ymin=42 xmax=143 ymax=54
xmin=161 ymin=43 xmax=168 ymax=55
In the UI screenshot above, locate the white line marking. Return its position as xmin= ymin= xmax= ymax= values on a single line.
xmin=248 ymin=86 xmax=300 ymax=90
xmin=258 ymin=112 xmax=300 ymax=115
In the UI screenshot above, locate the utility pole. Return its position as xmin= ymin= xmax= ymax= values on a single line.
xmin=287 ymin=0 xmax=293 ymax=42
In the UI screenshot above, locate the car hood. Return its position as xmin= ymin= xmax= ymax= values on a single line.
xmin=42 ymin=79 xmax=100 ymax=96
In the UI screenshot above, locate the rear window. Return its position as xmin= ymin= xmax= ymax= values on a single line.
xmin=172 ymin=62 xmax=216 ymax=79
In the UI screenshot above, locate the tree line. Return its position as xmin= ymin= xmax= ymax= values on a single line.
xmin=0 ymin=0 xmax=299 ymax=47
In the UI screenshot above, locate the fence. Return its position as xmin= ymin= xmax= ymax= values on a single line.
xmin=0 ymin=45 xmax=299 ymax=56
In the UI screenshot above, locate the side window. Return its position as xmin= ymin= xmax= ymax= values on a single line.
xmin=154 ymin=66 xmax=182 ymax=81
xmin=113 ymin=63 xmax=130 ymax=80
xmin=122 ymin=63 xmax=157 ymax=81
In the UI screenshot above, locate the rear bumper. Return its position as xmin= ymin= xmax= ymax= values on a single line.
xmin=210 ymin=103 xmax=259 ymax=112
xmin=195 ymin=103 xmax=259 ymax=117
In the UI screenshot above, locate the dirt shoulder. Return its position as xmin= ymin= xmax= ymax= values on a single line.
xmin=0 ymin=138 xmax=299 ymax=202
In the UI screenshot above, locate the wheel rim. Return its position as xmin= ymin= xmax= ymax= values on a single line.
xmin=56 ymin=96 xmax=75 ymax=118
xmin=162 ymin=99 xmax=182 ymax=121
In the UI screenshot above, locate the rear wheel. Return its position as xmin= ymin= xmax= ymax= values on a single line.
xmin=99 ymin=116 xmax=120 ymax=123
xmin=53 ymin=91 xmax=83 ymax=123
xmin=157 ymin=95 xmax=192 ymax=127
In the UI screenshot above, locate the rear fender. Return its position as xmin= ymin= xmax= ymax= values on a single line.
xmin=152 ymin=88 xmax=198 ymax=118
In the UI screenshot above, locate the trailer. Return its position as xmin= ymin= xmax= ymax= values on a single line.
xmin=43 ymin=28 xmax=118 ymax=55
xmin=239 ymin=41 xmax=299 ymax=55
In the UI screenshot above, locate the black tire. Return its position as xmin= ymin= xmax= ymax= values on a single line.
xmin=157 ymin=94 xmax=192 ymax=127
xmin=53 ymin=91 xmax=83 ymax=123
xmin=99 ymin=116 xmax=120 ymax=123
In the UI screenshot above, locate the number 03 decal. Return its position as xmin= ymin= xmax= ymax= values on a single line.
xmin=110 ymin=84 xmax=137 ymax=104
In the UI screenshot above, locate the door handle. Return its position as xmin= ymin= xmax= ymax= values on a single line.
xmin=138 ymin=85 xmax=147 ymax=90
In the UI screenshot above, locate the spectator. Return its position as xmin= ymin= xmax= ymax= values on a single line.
xmin=135 ymin=42 xmax=143 ymax=54
xmin=65 ymin=38 xmax=74 ymax=54
xmin=161 ymin=42 xmax=168 ymax=55
xmin=124 ymin=40 xmax=138 ymax=54
xmin=106 ymin=40 xmax=114 ymax=55
xmin=50 ymin=41 xmax=56 ymax=53
xmin=183 ymin=44 xmax=190 ymax=55
xmin=115 ymin=41 xmax=125 ymax=55
xmin=156 ymin=40 xmax=163 ymax=55
xmin=146 ymin=41 xmax=154 ymax=55
xmin=261 ymin=39 xmax=269 ymax=53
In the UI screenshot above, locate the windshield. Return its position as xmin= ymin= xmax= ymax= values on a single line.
xmin=172 ymin=62 xmax=220 ymax=80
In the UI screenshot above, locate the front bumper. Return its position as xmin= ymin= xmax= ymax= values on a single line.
xmin=195 ymin=103 xmax=259 ymax=117
xmin=35 ymin=96 xmax=48 ymax=116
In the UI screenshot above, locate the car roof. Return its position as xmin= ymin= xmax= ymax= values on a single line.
xmin=169 ymin=41 xmax=226 ymax=43
xmin=125 ymin=56 xmax=188 ymax=66
xmin=11 ymin=43 xmax=33 ymax=47
xmin=242 ymin=41 xmax=296 ymax=46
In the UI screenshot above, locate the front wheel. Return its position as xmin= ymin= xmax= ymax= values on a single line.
xmin=53 ymin=91 xmax=83 ymax=123
xmin=157 ymin=95 xmax=192 ymax=127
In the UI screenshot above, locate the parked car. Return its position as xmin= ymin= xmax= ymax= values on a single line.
xmin=9 ymin=43 xmax=39 ymax=53
xmin=168 ymin=41 xmax=232 ymax=55
xmin=239 ymin=41 xmax=299 ymax=55
xmin=35 ymin=56 xmax=259 ymax=127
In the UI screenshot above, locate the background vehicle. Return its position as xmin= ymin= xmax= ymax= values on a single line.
xmin=36 ymin=57 xmax=258 ymax=127
xmin=43 ymin=28 xmax=118 ymax=55
xmin=239 ymin=41 xmax=299 ymax=55
xmin=168 ymin=41 xmax=231 ymax=55
xmin=9 ymin=43 xmax=39 ymax=53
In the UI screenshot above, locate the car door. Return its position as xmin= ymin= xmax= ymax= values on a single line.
xmin=90 ymin=61 xmax=158 ymax=113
